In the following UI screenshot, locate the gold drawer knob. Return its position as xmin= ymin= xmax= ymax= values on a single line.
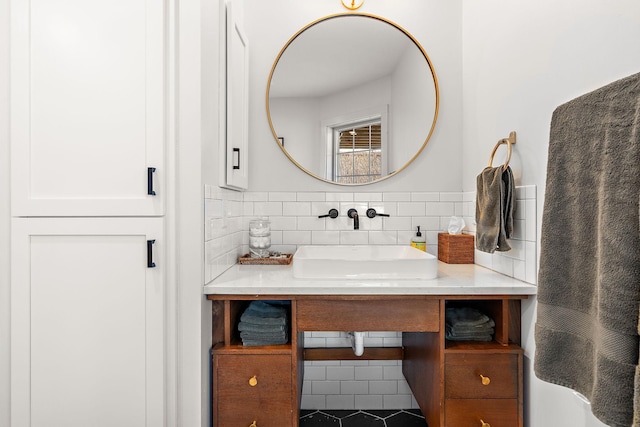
xmin=480 ymin=419 xmax=490 ymax=427
xmin=249 ymin=375 xmax=258 ymax=387
xmin=249 ymin=421 xmax=257 ymax=427
xmin=480 ymin=374 xmax=491 ymax=386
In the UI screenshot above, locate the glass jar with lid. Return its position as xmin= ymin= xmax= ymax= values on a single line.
xmin=249 ymin=217 xmax=271 ymax=258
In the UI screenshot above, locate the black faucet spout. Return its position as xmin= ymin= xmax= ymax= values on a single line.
xmin=347 ymin=209 xmax=359 ymax=230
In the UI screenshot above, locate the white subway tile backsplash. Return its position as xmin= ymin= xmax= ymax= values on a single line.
xmin=327 ymin=366 xmax=355 ymax=381
xmin=410 ymin=192 xmax=440 ymax=202
xmin=312 ymin=381 xmax=341 ymax=395
xmin=397 ymin=202 xmax=426 ymax=217
xmin=340 ymin=231 xmax=369 ymax=245
xmin=370 ymin=380 xmax=397 ymax=394
xmin=440 ymin=192 xmax=464 ymax=202
xmin=243 ymin=191 xmax=268 ymax=202
xmin=383 ymin=192 xmax=411 ymax=202
xmin=383 ymin=394 xmax=413 ymax=409
xmin=355 ymin=366 xmax=383 ymax=381
xmin=382 ymin=216 xmax=412 ymax=231
xmin=301 ymin=395 xmax=326 ymax=410
xmin=253 ymin=201 xmax=283 ymax=216
xmin=355 ymin=395 xmax=383 ymax=409
xmin=282 ymin=230 xmax=312 ymax=245
xmin=270 ymin=216 xmax=297 ymax=231
xmin=269 ymin=191 xmax=297 ymax=202
xmin=297 ymin=216 xmax=326 ymax=231
xmin=297 ymin=192 xmax=326 ymax=202
xmin=326 ymin=192 xmax=354 ymax=202
xmin=311 ymin=231 xmax=340 ymax=245
xmin=354 ymin=192 xmax=382 ymax=202
xmin=368 ymin=231 xmax=398 ymax=245
xmin=425 ymin=202 xmax=455 ymax=216
xmin=326 ymin=395 xmax=354 ymax=409
xmin=283 ymin=201 xmax=311 ymax=216
xmin=341 ymin=381 xmax=368 ymax=395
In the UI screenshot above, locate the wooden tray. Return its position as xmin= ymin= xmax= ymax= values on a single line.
xmin=237 ymin=253 xmax=293 ymax=265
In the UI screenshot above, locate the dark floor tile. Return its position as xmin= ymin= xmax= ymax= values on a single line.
xmin=299 ymin=411 xmax=340 ymax=427
xmin=323 ymin=410 xmax=359 ymax=419
xmin=386 ymin=410 xmax=428 ymax=427
xmin=341 ymin=412 xmax=385 ymax=427
xmin=360 ymin=409 xmax=398 ymax=419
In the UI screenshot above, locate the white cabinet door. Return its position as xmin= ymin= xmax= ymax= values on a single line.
xmin=11 ymin=218 xmax=164 ymax=427
xmin=10 ymin=0 xmax=165 ymax=216
xmin=224 ymin=1 xmax=249 ymax=190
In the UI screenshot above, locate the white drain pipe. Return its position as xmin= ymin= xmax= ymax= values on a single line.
xmin=349 ymin=331 xmax=365 ymax=356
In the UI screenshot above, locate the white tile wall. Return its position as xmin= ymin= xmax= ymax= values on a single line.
xmin=462 ymin=185 xmax=538 ymax=285
xmin=203 ymin=185 xmax=245 ymax=283
xmin=204 ymin=187 xmax=538 ymax=408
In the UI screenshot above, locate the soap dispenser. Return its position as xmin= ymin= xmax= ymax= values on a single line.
xmin=411 ymin=226 xmax=426 ymax=252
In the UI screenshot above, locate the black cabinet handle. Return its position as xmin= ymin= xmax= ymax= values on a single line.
xmin=233 ymin=148 xmax=240 ymax=170
xmin=147 ymin=167 xmax=157 ymax=196
xmin=147 ymin=239 xmax=156 ymax=268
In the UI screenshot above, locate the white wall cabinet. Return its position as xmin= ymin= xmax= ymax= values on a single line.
xmin=223 ymin=1 xmax=249 ymax=190
xmin=9 ymin=0 xmax=169 ymax=426
xmin=10 ymin=0 xmax=165 ymax=217
xmin=11 ymin=218 xmax=164 ymax=427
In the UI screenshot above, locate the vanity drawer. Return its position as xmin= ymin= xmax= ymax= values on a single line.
xmin=214 ymin=354 xmax=292 ymax=427
xmin=445 ymin=399 xmax=519 ymax=427
xmin=297 ymin=299 xmax=439 ymax=332
xmin=445 ymin=353 xmax=519 ymax=399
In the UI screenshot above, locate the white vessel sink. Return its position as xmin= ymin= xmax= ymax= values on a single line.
xmin=292 ymin=245 xmax=438 ymax=280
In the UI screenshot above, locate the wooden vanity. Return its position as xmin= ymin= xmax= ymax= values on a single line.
xmin=205 ymin=264 xmax=535 ymax=427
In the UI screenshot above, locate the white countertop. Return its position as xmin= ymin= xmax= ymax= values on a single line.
xmin=203 ymin=262 xmax=538 ymax=296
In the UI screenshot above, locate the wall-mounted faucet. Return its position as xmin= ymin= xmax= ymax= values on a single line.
xmin=366 ymin=208 xmax=390 ymax=218
xmin=347 ymin=209 xmax=360 ymax=230
xmin=318 ymin=208 xmax=339 ymax=219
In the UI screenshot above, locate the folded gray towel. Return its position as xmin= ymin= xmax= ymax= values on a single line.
xmin=238 ymin=322 xmax=287 ymax=333
xmin=475 ymin=166 xmax=515 ymax=253
xmin=242 ymin=301 xmax=288 ymax=318
xmin=447 ymin=324 xmax=495 ymax=334
xmin=240 ymin=331 xmax=288 ymax=340
xmin=445 ymin=307 xmax=495 ymax=342
xmin=240 ymin=315 xmax=287 ymax=326
xmin=445 ymin=331 xmax=493 ymax=342
xmin=445 ymin=307 xmax=492 ymax=327
xmin=242 ymin=338 xmax=289 ymax=347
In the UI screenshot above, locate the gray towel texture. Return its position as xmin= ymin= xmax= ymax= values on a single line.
xmin=237 ymin=322 xmax=287 ymax=333
xmin=239 ymin=301 xmax=289 ymax=346
xmin=534 ymin=72 xmax=640 ymax=427
xmin=475 ymin=165 xmax=515 ymax=253
xmin=445 ymin=307 xmax=495 ymax=341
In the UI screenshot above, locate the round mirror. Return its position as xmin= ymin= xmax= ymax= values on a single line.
xmin=266 ymin=13 xmax=439 ymax=185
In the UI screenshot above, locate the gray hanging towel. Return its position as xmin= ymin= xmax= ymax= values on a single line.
xmin=534 ymin=71 xmax=640 ymax=427
xmin=475 ymin=165 xmax=515 ymax=253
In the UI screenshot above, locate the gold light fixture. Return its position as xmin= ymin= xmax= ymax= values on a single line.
xmin=341 ymin=0 xmax=364 ymax=10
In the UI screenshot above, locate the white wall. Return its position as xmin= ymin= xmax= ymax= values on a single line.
xmin=0 ymin=0 xmax=9 ymax=424
xmin=461 ymin=1 xmax=640 ymax=426
xmin=244 ymin=0 xmax=463 ymax=192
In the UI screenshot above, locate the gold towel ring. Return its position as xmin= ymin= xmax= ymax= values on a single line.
xmin=488 ymin=131 xmax=517 ymax=171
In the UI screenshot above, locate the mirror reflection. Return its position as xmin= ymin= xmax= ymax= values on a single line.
xmin=267 ymin=13 xmax=439 ymax=185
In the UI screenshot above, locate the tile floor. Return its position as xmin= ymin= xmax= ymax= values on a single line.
xmin=299 ymin=409 xmax=428 ymax=427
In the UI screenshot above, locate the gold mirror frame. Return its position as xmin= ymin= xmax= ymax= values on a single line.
xmin=266 ymin=13 xmax=440 ymax=186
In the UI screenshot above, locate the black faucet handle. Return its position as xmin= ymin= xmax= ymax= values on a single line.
xmin=366 ymin=208 xmax=390 ymax=218
xmin=318 ymin=208 xmax=339 ymax=219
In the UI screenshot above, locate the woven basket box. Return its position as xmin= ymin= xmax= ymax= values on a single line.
xmin=437 ymin=233 xmax=475 ymax=264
